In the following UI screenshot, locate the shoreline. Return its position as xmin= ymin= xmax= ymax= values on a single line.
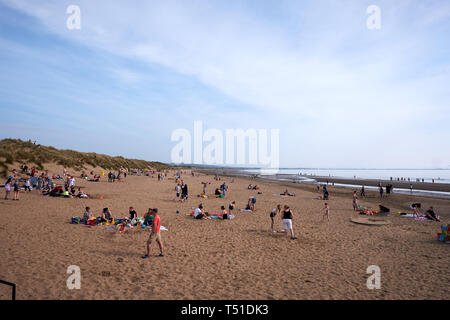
xmin=195 ymin=168 xmax=450 ymax=199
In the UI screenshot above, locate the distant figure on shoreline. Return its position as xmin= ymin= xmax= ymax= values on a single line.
xmin=360 ymin=186 xmax=365 ymax=197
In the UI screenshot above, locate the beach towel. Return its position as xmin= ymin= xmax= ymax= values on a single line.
xmin=239 ymin=209 xmax=252 ymax=212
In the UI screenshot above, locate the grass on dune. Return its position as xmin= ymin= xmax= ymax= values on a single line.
xmin=0 ymin=138 xmax=171 ymax=178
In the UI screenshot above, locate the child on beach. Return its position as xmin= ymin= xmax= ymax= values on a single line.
xmin=13 ymin=179 xmax=20 ymax=200
xmin=4 ymin=178 xmax=11 ymax=200
xmin=270 ymin=204 xmax=281 ymax=232
xmin=175 ymin=184 xmax=180 ymax=199
xmin=352 ymin=191 xmax=358 ymax=211
xmin=82 ymin=207 xmax=93 ymax=224
xmin=321 ymin=203 xmax=330 ymax=222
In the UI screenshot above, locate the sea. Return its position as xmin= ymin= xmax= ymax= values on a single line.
xmin=243 ymin=168 xmax=450 ymax=199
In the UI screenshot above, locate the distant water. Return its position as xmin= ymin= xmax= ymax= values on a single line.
xmin=246 ymin=168 xmax=450 ymax=184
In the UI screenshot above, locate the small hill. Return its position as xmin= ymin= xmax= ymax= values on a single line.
xmin=0 ymin=138 xmax=171 ymax=177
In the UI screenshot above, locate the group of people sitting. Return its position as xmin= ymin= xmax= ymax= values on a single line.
xmin=80 ymin=206 xmax=157 ymax=228
xmin=411 ymin=203 xmax=440 ymax=221
xmin=192 ymin=202 xmax=236 ymax=220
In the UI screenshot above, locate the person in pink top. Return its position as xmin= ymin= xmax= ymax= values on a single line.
xmin=142 ymin=208 xmax=164 ymax=258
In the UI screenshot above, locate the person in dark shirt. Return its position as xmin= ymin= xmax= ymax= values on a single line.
xmin=425 ymin=207 xmax=440 ymax=221
xmin=129 ymin=207 xmax=137 ymax=220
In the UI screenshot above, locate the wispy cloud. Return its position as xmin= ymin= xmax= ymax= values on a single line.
xmin=0 ymin=0 xmax=449 ymax=167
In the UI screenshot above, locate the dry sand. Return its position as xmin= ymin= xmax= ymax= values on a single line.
xmin=1 ymin=165 xmax=449 ymax=300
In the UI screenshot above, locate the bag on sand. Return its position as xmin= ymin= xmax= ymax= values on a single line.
xmin=71 ymin=216 xmax=81 ymax=224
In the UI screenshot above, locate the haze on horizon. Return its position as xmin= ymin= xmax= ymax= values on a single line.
xmin=0 ymin=0 xmax=449 ymax=169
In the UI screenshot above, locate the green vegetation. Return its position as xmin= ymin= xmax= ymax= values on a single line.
xmin=0 ymin=138 xmax=171 ymax=177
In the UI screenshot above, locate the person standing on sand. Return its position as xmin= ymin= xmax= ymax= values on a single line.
xmin=13 ymin=179 xmax=20 ymax=200
xmin=282 ymin=205 xmax=297 ymax=240
xmin=352 ymin=191 xmax=358 ymax=210
xmin=379 ymin=186 xmax=384 ymax=198
xmin=175 ymin=184 xmax=181 ymax=199
xmin=142 ymin=208 xmax=164 ymax=258
xmin=4 ymin=178 xmax=12 ymax=200
xmin=321 ymin=203 xmax=330 ymax=222
xmin=270 ymin=204 xmax=281 ymax=232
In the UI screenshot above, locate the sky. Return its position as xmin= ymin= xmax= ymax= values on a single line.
xmin=0 ymin=0 xmax=449 ymax=169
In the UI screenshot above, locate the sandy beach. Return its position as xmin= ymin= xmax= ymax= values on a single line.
xmin=0 ymin=164 xmax=449 ymax=300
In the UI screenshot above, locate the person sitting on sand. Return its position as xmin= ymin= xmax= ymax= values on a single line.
xmin=282 ymin=205 xmax=297 ymax=240
xmin=424 ymin=206 xmax=440 ymax=221
xmin=215 ymin=188 xmax=223 ymax=197
xmin=101 ymin=208 xmax=113 ymax=223
xmin=270 ymin=204 xmax=282 ymax=232
xmin=412 ymin=204 xmax=421 ymax=218
xmin=220 ymin=206 xmax=228 ymax=220
xmin=82 ymin=207 xmax=93 ymax=224
xmin=127 ymin=206 xmax=137 ymax=225
xmin=143 ymin=208 xmax=154 ymax=227
xmin=248 ymin=184 xmax=253 ymax=190
xmin=194 ymin=204 xmax=209 ymax=220
xmin=228 ymin=201 xmax=236 ymax=216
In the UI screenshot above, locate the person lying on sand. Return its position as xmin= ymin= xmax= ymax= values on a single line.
xmin=282 ymin=189 xmax=296 ymax=196
xmin=77 ymin=187 xmax=89 ymax=198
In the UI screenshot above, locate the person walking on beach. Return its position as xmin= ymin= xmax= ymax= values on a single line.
xmin=360 ymin=186 xmax=365 ymax=197
xmin=323 ymin=185 xmax=329 ymax=200
xmin=379 ymin=186 xmax=384 ymax=199
xmin=181 ymin=183 xmax=188 ymax=201
xmin=142 ymin=208 xmax=164 ymax=258
xmin=321 ymin=203 xmax=330 ymax=222
xmin=352 ymin=191 xmax=358 ymax=211
xmin=410 ymin=184 xmax=413 ymax=193
xmin=282 ymin=205 xmax=297 ymax=240
xmin=270 ymin=204 xmax=281 ymax=232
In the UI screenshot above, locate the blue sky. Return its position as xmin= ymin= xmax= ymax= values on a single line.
xmin=0 ymin=0 xmax=449 ymax=168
